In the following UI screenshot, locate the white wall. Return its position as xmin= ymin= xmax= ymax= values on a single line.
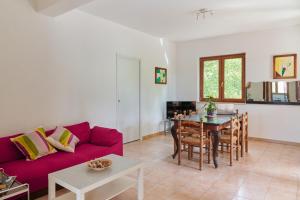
xmin=0 ymin=0 xmax=176 ymax=136
xmin=176 ymin=25 xmax=300 ymax=143
xmin=2 ymin=0 xmax=299 ymax=143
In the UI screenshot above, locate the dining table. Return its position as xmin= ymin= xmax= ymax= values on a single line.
xmin=171 ymin=113 xmax=238 ymax=168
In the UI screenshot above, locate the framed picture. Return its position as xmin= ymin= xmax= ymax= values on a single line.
xmin=155 ymin=67 xmax=167 ymax=84
xmin=273 ymin=54 xmax=297 ymax=79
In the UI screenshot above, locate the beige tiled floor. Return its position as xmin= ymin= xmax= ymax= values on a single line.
xmin=39 ymin=135 xmax=300 ymax=200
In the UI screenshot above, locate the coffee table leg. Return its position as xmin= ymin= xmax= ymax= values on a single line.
xmin=76 ymin=192 xmax=85 ymax=200
xmin=137 ymin=168 xmax=144 ymax=200
xmin=48 ymin=176 xmax=56 ymax=200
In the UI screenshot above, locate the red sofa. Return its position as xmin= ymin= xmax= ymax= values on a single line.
xmin=0 ymin=122 xmax=123 ymax=193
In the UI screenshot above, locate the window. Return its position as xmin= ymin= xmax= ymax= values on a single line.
xmin=272 ymin=81 xmax=288 ymax=94
xmin=200 ymin=53 xmax=246 ymax=102
xmin=271 ymin=81 xmax=289 ymax=102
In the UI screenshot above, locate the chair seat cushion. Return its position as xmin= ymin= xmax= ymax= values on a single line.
xmin=181 ymin=127 xmax=199 ymax=135
xmin=191 ymin=133 xmax=209 ymax=138
xmin=222 ymin=129 xmax=241 ymax=136
xmin=220 ymin=135 xmax=238 ymax=143
xmin=182 ymin=136 xmax=210 ymax=145
xmin=221 ymin=128 xmax=230 ymax=133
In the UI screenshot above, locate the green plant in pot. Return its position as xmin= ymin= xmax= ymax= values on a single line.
xmin=205 ymin=96 xmax=217 ymax=117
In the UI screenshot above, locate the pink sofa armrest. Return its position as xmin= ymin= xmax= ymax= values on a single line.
xmin=90 ymin=126 xmax=123 ymax=147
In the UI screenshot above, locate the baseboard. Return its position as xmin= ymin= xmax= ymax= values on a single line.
xmin=249 ymin=137 xmax=300 ymax=146
xmin=142 ymin=133 xmax=300 ymax=147
xmin=142 ymin=132 xmax=164 ymax=140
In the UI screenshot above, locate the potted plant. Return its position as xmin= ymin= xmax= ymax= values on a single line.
xmin=205 ymin=96 xmax=217 ymax=117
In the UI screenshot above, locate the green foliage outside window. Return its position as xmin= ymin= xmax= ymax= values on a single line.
xmin=203 ymin=60 xmax=219 ymax=98
xmin=203 ymin=57 xmax=242 ymax=100
xmin=224 ymin=58 xmax=242 ymax=99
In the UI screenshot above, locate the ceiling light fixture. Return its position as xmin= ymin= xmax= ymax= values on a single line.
xmin=196 ymin=8 xmax=214 ymax=20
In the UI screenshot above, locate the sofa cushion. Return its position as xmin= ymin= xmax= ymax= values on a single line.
xmin=38 ymin=150 xmax=88 ymax=172
xmin=0 ymin=157 xmax=53 ymax=192
xmin=75 ymin=143 xmax=113 ymax=160
xmin=90 ymin=126 xmax=121 ymax=147
xmin=0 ymin=150 xmax=87 ymax=192
xmin=64 ymin=122 xmax=91 ymax=145
xmin=0 ymin=134 xmax=25 ymax=164
xmin=0 ymin=143 xmax=117 ymax=192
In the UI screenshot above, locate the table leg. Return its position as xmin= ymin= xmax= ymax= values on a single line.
xmin=171 ymin=125 xmax=178 ymax=159
xmin=137 ymin=168 xmax=144 ymax=200
xmin=211 ymin=131 xmax=220 ymax=168
xmin=76 ymin=192 xmax=85 ymax=200
xmin=48 ymin=176 xmax=56 ymax=200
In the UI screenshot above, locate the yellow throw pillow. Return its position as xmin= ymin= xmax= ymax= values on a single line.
xmin=46 ymin=127 xmax=79 ymax=153
xmin=11 ymin=128 xmax=56 ymax=161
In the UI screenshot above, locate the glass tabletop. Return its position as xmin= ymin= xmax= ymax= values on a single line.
xmin=0 ymin=169 xmax=29 ymax=198
xmin=172 ymin=114 xmax=236 ymax=126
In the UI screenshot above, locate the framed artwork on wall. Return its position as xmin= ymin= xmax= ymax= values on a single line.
xmin=273 ymin=54 xmax=297 ymax=79
xmin=155 ymin=67 xmax=167 ymax=84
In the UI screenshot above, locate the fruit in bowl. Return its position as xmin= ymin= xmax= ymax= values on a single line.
xmin=87 ymin=158 xmax=112 ymax=171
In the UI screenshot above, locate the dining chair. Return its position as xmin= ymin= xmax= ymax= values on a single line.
xmin=219 ymin=107 xmax=239 ymax=153
xmin=219 ymin=116 xmax=240 ymax=166
xmin=178 ymin=120 xmax=211 ymax=170
xmin=221 ymin=113 xmax=249 ymax=157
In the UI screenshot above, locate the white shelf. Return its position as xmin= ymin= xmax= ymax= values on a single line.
xmin=55 ymin=177 xmax=136 ymax=200
xmin=2 ymin=189 xmax=28 ymax=199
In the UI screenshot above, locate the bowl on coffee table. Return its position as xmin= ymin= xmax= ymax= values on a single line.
xmin=87 ymin=158 xmax=112 ymax=171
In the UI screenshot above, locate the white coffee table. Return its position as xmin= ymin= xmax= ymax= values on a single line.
xmin=48 ymin=155 xmax=144 ymax=200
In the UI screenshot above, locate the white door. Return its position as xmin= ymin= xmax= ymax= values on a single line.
xmin=117 ymin=55 xmax=140 ymax=143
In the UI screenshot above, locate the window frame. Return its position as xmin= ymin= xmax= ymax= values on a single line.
xmin=200 ymin=53 xmax=246 ymax=103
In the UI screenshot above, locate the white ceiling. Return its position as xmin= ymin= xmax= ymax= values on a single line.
xmin=80 ymin=0 xmax=300 ymax=41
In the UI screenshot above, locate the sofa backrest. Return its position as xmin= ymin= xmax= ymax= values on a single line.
xmin=0 ymin=122 xmax=91 ymax=164
xmin=45 ymin=122 xmax=91 ymax=145
xmin=64 ymin=122 xmax=91 ymax=145
xmin=0 ymin=134 xmax=25 ymax=164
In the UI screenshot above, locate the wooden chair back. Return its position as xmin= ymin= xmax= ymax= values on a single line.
xmin=181 ymin=121 xmax=202 ymax=128
xmin=242 ymin=112 xmax=248 ymax=127
xmin=178 ymin=120 xmax=207 ymax=170
xmin=230 ymin=116 xmax=240 ymax=138
xmin=242 ymin=112 xmax=249 ymax=153
xmin=179 ymin=120 xmax=205 ymax=138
